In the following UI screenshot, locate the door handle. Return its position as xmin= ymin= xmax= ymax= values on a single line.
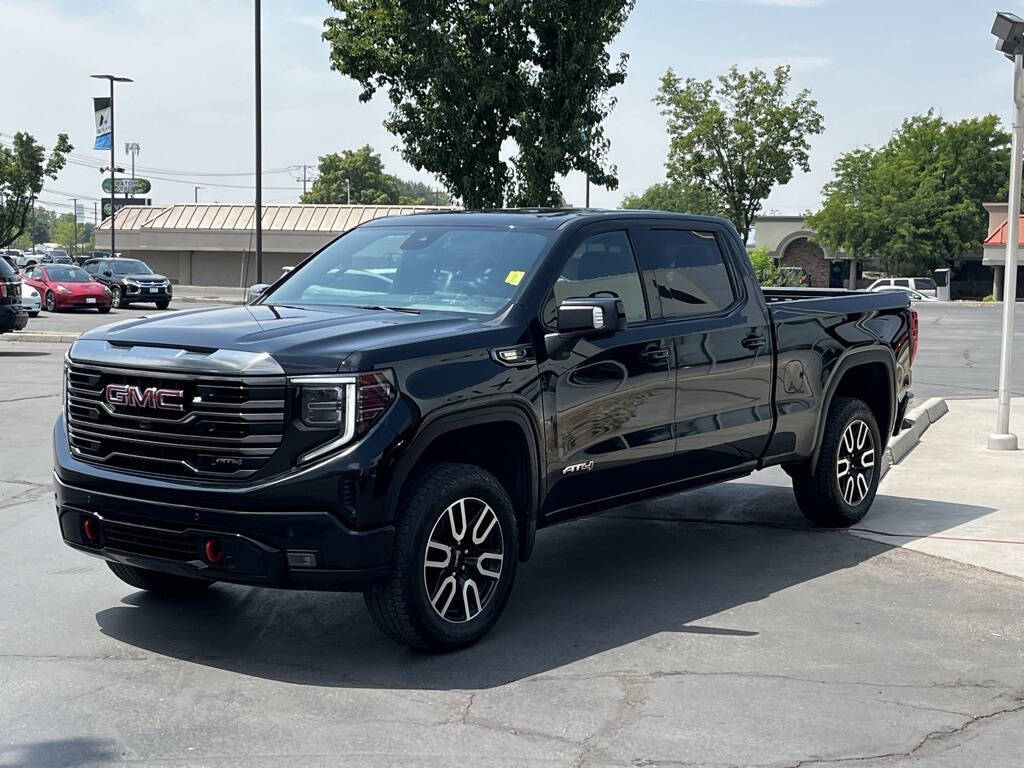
xmin=741 ymin=332 xmax=767 ymax=350
xmin=639 ymin=346 xmax=670 ymax=362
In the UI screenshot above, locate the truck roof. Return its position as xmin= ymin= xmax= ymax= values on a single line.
xmin=360 ymin=208 xmax=735 ymax=231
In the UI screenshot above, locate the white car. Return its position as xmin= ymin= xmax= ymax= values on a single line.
xmin=872 ymin=285 xmax=937 ymax=302
xmin=867 ymin=277 xmax=938 ymax=298
xmin=20 ymin=281 xmax=41 ymax=316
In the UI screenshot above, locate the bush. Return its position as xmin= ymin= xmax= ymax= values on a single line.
xmin=983 ymin=294 xmax=996 ymax=302
xmin=749 ymin=246 xmax=783 ymax=286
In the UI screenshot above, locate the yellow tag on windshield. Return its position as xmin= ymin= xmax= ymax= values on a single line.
xmin=505 ymin=270 xmax=525 ymax=286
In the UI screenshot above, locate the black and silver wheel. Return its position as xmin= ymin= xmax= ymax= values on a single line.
xmin=792 ymin=396 xmax=881 ymax=527
xmin=364 ymin=463 xmax=518 ymax=652
xmin=44 ymin=291 xmax=56 ymax=312
xmin=110 ymin=286 xmax=122 ymax=308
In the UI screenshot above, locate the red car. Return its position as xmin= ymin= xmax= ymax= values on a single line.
xmin=22 ymin=264 xmax=112 ymax=313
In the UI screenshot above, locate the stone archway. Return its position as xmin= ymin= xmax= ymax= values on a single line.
xmin=778 ymin=236 xmax=830 ymax=288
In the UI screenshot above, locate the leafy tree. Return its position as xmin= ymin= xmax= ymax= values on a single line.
xmin=301 ymin=145 xmax=401 ymax=205
xmin=655 ymin=66 xmax=824 ymax=242
xmin=0 ymin=132 xmax=73 ymax=247
xmin=396 ymin=178 xmax=450 ymax=206
xmin=621 ymin=181 xmax=724 ymax=216
xmin=323 ymin=0 xmax=634 ymax=208
xmin=809 ymin=112 xmax=1010 ymax=275
xmin=53 ymin=215 xmax=93 ymax=254
xmin=748 ymin=245 xmax=783 ymax=286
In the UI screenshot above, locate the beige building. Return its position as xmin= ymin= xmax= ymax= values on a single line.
xmin=982 ymin=202 xmax=1024 ymax=300
xmin=95 ymin=204 xmax=453 ymax=286
xmin=749 ymin=215 xmax=857 ymax=288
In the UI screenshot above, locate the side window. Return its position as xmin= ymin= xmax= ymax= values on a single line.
xmin=638 ymin=229 xmax=736 ymax=318
xmin=84 ymin=262 xmax=96 ymax=274
xmin=546 ymin=231 xmax=647 ymax=324
xmin=894 ymin=278 xmax=910 ymax=288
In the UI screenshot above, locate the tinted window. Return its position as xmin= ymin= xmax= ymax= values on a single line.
xmin=549 ymin=231 xmax=646 ymax=323
xmin=914 ymin=278 xmax=937 ymax=291
xmin=639 ymin=229 xmax=735 ymax=318
xmin=43 ymin=266 xmax=91 ymax=283
xmin=84 ymin=262 xmax=98 ymax=274
xmin=0 ymin=256 xmax=15 ymax=277
xmin=893 ymin=278 xmax=910 ymax=287
xmin=110 ymin=259 xmax=153 ymax=275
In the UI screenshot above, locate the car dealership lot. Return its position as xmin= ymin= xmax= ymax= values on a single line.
xmin=1 ymin=304 xmax=1023 ymax=767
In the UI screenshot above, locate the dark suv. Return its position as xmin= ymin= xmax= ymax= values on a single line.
xmin=0 ymin=254 xmax=28 ymax=334
xmin=82 ymin=257 xmax=172 ymax=309
xmin=55 ymin=210 xmax=914 ymax=651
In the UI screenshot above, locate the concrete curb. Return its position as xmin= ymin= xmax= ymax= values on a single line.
xmin=5 ymin=331 xmax=80 ymax=344
xmin=879 ymin=396 xmax=948 ymax=479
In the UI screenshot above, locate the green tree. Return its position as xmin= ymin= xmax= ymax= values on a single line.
xmin=301 ymin=145 xmax=401 ymax=205
xmin=322 ymin=0 xmax=634 ymax=208
xmin=396 ymin=178 xmax=450 ymax=205
xmin=0 ymin=132 xmax=73 ymax=246
xmin=809 ymin=112 xmax=1010 ymax=275
xmin=621 ymin=181 xmax=725 ymax=215
xmin=748 ymin=245 xmax=783 ymax=286
xmin=655 ymin=66 xmax=824 ymax=242
xmin=53 ymin=214 xmax=93 ymax=254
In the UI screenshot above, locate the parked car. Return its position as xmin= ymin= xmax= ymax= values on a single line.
xmin=19 ymin=281 xmax=41 ymax=317
xmin=867 ymin=276 xmax=938 ymax=298
xmin=0 ymin=253 xmax=18 ymax=272
xmin=56 ymin=210 xmax=916 ymax=651
xmin=16 ymin=254 xmax=38 ymax=269
xmin=42 ymin=249 xmax=73 ymax=265
xmin=872 ymin=285 xmax=937 ymax=302
xmin=0 ymin=254 xmax=28 ymax=333
xmin=21 ymin=264 xmax=112 ymax=313
xmin=82 ymin=257 xmax=172 ymax=309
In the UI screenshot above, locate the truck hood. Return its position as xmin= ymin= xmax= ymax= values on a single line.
xmin=80 ymin=303 xmax=496 ymax=374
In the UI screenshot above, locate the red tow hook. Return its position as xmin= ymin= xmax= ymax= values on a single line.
xmin=204 ymin=537 xmax=224 ymax=565
xmin=82 ymin=517 xmax=100 ymax=543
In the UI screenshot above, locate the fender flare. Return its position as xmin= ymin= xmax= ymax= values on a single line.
xmin=809 ymin=347 xmax=896 ymax=474
xmin=384 ymin=400 xmax=544 ymax=561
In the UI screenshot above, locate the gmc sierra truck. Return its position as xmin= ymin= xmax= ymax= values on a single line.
xmin=54 ymin=210 xmax=916 ymax=651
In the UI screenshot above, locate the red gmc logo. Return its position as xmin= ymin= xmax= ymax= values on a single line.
xmin=105 ymin=383 xmax=185 ymax=411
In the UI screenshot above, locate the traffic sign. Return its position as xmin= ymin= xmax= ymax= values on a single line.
xmin=102 ymin=177 xmax=152 ymax=195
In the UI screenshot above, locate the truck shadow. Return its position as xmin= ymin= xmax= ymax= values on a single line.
xmin=94 ymin=479 xmax=995 ymax=691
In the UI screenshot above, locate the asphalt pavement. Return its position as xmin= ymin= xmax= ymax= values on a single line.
xmin=2 ymin=302 xmax=1024 ymax=766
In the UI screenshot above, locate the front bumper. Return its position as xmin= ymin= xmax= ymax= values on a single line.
xmin=56 ymin=295 xmax=111 ymax=310
xmin=53 ymin=413 xmax=395 ymax=591
xmin=123 ymin=285 xmax=171 ymax=303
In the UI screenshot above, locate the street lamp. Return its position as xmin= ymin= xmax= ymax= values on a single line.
xmin=254 ymin=0 xmax=263 ymax=283
xmin=989 ymin=13 xmax=1024 ymax=451
xmin=90 ymin=74 xmax=133 ymax=260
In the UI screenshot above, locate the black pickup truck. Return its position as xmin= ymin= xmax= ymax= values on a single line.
xmin=54 ymin=210 xmax=915 ymax=651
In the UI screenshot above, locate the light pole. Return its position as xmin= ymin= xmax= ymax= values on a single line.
xmin=254 ymin=0 xmax=263 ymax=283
xmin=125 ymin=142 xmax=140 ymax=200
xmin=989 ymin=13 xmax=1024 ymax=450
xmin=344 ymin=178 xmax=351 ymax=205
xmin=91 ymin=74 xmax=132 ymax=260
xmin=72 ymin=198 xmax=78 ymax=257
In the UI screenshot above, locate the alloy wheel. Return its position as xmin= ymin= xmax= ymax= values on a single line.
xmin=45 ymin=292 xmax=55 ymax=312
xmin=423 ymin=496 xmax=504 ymax=624
xmin=836 ymin=419 xmax=875 ymax=506
xmin=110 ymin=287 xmax=121 ymax=308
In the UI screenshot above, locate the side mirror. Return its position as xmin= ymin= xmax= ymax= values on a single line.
xmin=247 ymin=283 xmax=271 ymax=303
xmin=555 ymin=296 xmax=627 ymax=336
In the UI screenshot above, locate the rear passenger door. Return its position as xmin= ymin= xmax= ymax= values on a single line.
xmin=632 ymin=224 xmax=774 ymax=479
xmin=540 ymin=226 xmax=677 ymax=517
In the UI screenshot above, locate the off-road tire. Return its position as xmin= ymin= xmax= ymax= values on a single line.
xmin=792 ymin=396 xmax=882 ymax=527
xmin=364 ymin=462 xmax=519 ymax=652
xmin=106 ymin=562 xmax=211 ymax=596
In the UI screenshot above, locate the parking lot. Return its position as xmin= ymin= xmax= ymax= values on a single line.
xmin=1 ymin=302 xmax=1023 ymax=767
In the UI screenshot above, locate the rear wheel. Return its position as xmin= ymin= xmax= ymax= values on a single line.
xmin=792 ymin=396 xmax=881 ymax=527
xmin=106 ymin=562 xmax=211 ymax=596
xmin=364 ymin=463 xmax=518 ymax=652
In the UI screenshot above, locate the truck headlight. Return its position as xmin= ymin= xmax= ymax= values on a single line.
xmin=291 ymin=371 xmax=395 ymax=464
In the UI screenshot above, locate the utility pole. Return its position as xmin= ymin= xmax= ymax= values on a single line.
xmin=72 ymin=199 xmax=78 ymax=257
xmin=194 ymin=185 xmax=201 ymax=204
xmin=124 ymin=142 xmax=140 ymax=203
xmin=93 ymin=202 xmax=98 ymax=226
xmin=91 ymin=74 xmax=132 ymax=259
xmin=297 ymin=164 xmax=309 ymax=196
xmin=254 ymin=0 xmax=263 ymax=283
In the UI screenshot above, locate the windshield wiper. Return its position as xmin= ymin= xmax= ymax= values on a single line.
xmin=356 ymin=304 xmax=421 ymax=314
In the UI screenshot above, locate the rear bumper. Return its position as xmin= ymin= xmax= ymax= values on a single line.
xmin=54 ymin=413 xmax=395 ymax=591
xmin=0 ymin=304 xmax=28 ymax=331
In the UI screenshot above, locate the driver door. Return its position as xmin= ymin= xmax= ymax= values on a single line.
xmin=539 ymin=226 xmax=677 ymax=519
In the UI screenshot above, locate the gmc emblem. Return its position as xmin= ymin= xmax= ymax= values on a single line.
xmin=105 ymin=383 xmax=185 ymax=411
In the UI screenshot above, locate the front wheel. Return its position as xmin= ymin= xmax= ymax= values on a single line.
xmin=44 ymin=291 xmax=56 ymax=312
xmin=106 ymin=562 xmax=211 ymax=596
xmin=792 ymin=396 xmax=882 ymax=527
xmin=364 ymin=463 xmax=519 ymax=652
xmin=155 ymin=300 xmax=170 ymax=310
xmin=29 ymin=311 xmax=39 ymax=318
xmin=110 ymin=286 xmax=122 ymax=308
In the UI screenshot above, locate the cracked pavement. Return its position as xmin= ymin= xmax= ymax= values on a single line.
xmin=2 ymin=340 xmax=1024 ymax=768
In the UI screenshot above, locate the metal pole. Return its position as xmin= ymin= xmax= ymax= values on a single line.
xmin=989 ymin=51 xmax=1023 ymax=451
xmin=195 ymin=186 xmax=200 ymax=204
xmin=109 ymin=78 xmax=116 ymax=260
xmin=254 ymin=0 xmax=263 ymax=284
xmin=73 ymin=199 xmax=78 ymax=257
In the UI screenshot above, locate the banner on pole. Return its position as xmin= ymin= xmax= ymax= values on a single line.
xmin=93 ymin=97 xmax=111 ymax=150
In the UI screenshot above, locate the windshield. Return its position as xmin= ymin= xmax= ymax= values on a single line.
xmin=264 ymin=225 xmax=552 ymax=315
xmin=45 ymin=266 xmax=91 ymax=283
xmin=111 ymin=260 xmax=153 ymax=275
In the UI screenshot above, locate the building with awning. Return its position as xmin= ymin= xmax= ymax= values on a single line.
xmin=982 ymin=202 xmax=1024 ymax=300
xmin=95 ymin=203 xmax=453 ymax=286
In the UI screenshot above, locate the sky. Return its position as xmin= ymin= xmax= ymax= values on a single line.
xmin=1 ymin=0 xmax=1021 ymax=220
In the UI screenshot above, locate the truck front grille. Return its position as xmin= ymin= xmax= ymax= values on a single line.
xmin=103 ymin=519 xmax=199 ymax=561
xmin=66 ymin=361 xmax=287 ymax=481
